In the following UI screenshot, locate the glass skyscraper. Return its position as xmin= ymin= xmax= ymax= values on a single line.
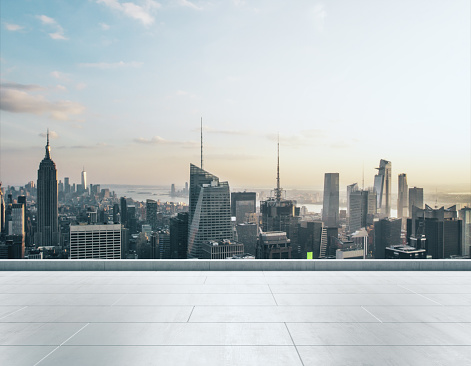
xmin=374 ymin=159 xmax=392 ymax=217
xmin=187 ymin=164 xmax=231 ymax=258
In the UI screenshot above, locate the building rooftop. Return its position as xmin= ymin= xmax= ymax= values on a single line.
xmin=1 ymin=263 xmax=471 ymax=365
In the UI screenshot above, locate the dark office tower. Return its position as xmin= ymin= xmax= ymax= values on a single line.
xmin=347 ymin=183 xmax=358 ymax=218
xmin=120 ymin=197 xmax=127 ymax=226
xmin=260 ymin=142 xmax=299 ymax=245
xmin=126 ymin=205 xmax=137 ymax=233
xmin=170 ymin=212 xmax=189 ymax=259
xmin=409 ymin=187 xmax=424 ymax=216
xmin=188 ymin=164 xmax=232 ymax=259
xmin=374 ymin=159 xmax=392 ymax=217
xmin=0 ymin=183 xmax=5 ymax=233
xmin=231 ymin=192 xmax=256 ymax=224
xmin=459 ymin=207 xmax=471 ymax=258
xmin=113 ymin=203 xmax=120 ymax=224
xmin=349 ymin=190 xmax=370 ymax=232
xmin=36 ymin=132 xmax=59 ymax=246
xmin=236 ymin=222 xmax=258 ymax=256
xmin=408 ymin=205 xmax=461 ymax=258
xmin=17 ymin=195 xmax=27 ymax=238
xmin=64 ymin=177 xmax=70 ymax=194
xmin=171 ymin=184 xmax=176 ymax=196
xmin=185 ymin=182 xmax=188 ymax=194
xmin=322 ymin=173 xmax=339 ymax=227
xmin=146 ymin=199 xmax=158 ymax=230
xmin=373 ymin=218 xmax=402 ymax=259
xmin=397 ymin=173 xmax=408 ymax=218
xmin=297 ymin=220 xmax=323 ymax=259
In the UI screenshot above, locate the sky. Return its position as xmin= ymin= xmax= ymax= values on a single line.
xmin=1 ymin=0 xmax=470 ymax=192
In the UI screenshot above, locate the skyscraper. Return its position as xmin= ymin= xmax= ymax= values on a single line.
xmin=347 ymin=183 xmax=359 ymax=218
xmin=349 ymin=189 xmax=370 ymax=232
xmin=231 ymin=192 xmax=256 ymax=224
xmin=0 ymin=183 xmax=5 ymax=233
xmin=409 ymin=187 xmax=424 ymax=216
xmin=36 ymin=132 xmax=59 ymax=246
xmin=187 ymin=164 xmax=231 ymax=259
xmin=120 ymin=197 xmax=127 ymax=226
xmin=70 ymin=224 xmax=121 ymax=259
xmin=81 ymin=167 xmax=87 ymax=193
xmin=322 ymin=173 xmax=339 ymax=227
xmin=146 ymin=199 xmax=158 ymax=230
xmin=459 ymin=207 xmax=471 ymax=257
xmin=397 ymin=173 xmax=408 ymax=218
xmin=374 ymin=159 xmax=392 ymax=217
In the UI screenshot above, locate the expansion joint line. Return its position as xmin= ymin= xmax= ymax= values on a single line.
xmin=284 ymin=323 xmax=305 ymax=366
xmin=33 ymin=323 xmax=90 ymax=366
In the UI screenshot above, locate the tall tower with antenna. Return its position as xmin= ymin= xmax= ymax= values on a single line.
xmin=36 ymin=130 xmax=59 ymax=246
xmin=259 ymin=138 xmax=297 ymax=258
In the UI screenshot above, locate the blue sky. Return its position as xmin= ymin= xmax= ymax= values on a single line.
xmin=1 ymin=0 xmax=470 ymax=192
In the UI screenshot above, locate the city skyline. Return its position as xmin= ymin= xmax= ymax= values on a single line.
xmin=1 ymin=0 xmax=470 ymax=191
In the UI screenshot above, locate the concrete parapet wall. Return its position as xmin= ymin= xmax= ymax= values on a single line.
xmin=0 ymin=259 xmax=470 ymax=271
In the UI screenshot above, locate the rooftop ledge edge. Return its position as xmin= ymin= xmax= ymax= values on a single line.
xmin=0 ymin=259 xmax=470 ymax=271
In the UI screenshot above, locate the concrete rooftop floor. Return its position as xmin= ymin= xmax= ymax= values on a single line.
xmin=1 ymin=270 xmax=471 ymax=366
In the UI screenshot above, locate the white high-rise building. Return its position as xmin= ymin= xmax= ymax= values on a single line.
xmin=70 ymin=224 xmax=121 ymax=259
xmin=81 ymin=167 xmax=87 ymax=193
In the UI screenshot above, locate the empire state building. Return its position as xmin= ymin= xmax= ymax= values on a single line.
xmin=36 ymin=131 xmax=59 ymax=246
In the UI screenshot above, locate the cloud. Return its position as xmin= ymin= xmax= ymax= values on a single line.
xmin=0 ymin=88 xmax=85 ymax=121
xmin=177 ymin=0 xmax=201 ymax=10
xmin=50 ymin=71 xmax=71 ymax=81
xmin=204 ymin=127 xmax=254 ymax=136
xmin=134 ymin=135 xmax=198 ymax=147
xmin=37 ymin=15 xmax=67 ymax=40
xmin=99 ymin=22 xmax=110 ymax=30
xmin=4 ymin=23 xmax=23 ymax=31
xmin=96 ymin=0 xmax=161 ymax=26
xmin=78 ymin=61 xmax=143 ymax=69
xmin=266 ymin=129 xmax=327 ymax=146
xmin=56 ymin=84 xmax=67 ymax=91
xmin=39 ymin=131 xmax=59 ymax=139
xmin=0 ymin=81 xmax=43 ymax=91
xmin=76 ymin=83 xmax=87 ymax=90
xmin=312 ymin=3 xmax=327 ymax=32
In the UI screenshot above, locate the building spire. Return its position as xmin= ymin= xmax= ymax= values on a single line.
xmin=275 ymin=134 xmax=282 ymax=201
xmin=200 ymin=117 xmax=203 ymax=170
xmin=45 ymin=129 xmax=51 ymax=159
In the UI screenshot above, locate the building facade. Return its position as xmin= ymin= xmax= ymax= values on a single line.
xmin=187 ymin=164 xmax=232 ymax=258
xmin=36 ymin=133 xmax=59 ymax=246
xmin=397 ymin=173 xmax=408 ymax=218
xmin=322 ymin=173 xmax=340 ymax=227
xmin=70 ymin=224 xmax=121 ymax=259
xmin=374 ymin=159 xmax=392 ymax=217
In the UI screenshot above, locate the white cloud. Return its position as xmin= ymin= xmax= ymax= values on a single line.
xmin=4 ymin=23 xmax=23 ymax=31
xmin=76 ymin=83 xmax=87 ymax=90
xmin=177 ymin=0 xmax=201 ymax=10
xmin=78 ymin=61 xmax=143 ymax=69
xmin=39 ymin=131 xmax=59 ymax=139
xmin=56 ymin=85 xmax=67 ymax=91
xmin=312 ymin=3 xmax=327 ymax=32
xmin=0 ymin=81 xmax=43 ymax=91
xmin=37 ymin=15 xmax=56 ymax=25
xmin=134 ymin=135 xmax=197 ymax=147
xmin=96 ymin=0 xmax=161 ymax=26
xmin=0 ymin=88 xmax=85 ymax=121
xmin=99 ymin=22 xmax=110 ymax=30
xmin=37 ymin=15 xmax=68 ymax=40
xmin=50 ymin=71 xmax=71 ymax=81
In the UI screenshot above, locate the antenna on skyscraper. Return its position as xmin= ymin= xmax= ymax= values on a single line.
xmin=275 ymin=133 xmax=282 ymax=201
xmin=47 ymin=128 xmax=49 ymax=146
xmin=200 ymin=117 xmax=203 ymax=170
